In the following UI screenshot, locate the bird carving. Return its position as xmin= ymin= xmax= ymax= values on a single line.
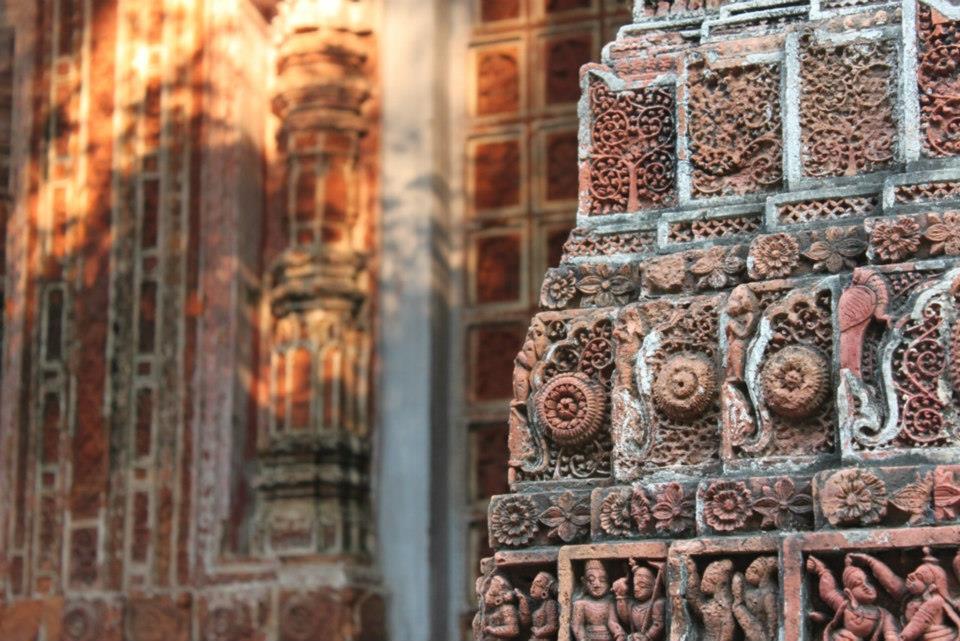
xmin=838 ymin=268 xmax=891 ymax=377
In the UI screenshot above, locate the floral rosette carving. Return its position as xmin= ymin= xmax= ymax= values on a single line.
xmin=652 ymin=352 xmax=718 ymax=421
xmin=870 ymin=217 xmax=921 ymax=263
xmin=749 ymin=233 xmax=800 ymax=279
xmin=690 ymin=246 xmax=745 ymax=290
xmin=925 ymin=212 xmax=960 ymax=256
xmin=540 ymin=267 xmax=577 ymax=309
xmin=489 ymin=495 xmax=538 ymax=547
xmin=539 ymin=490 xmax=590 ymax=543
xmin=534 ymin=372 xmax=605 ymax=447
xmin=820 ymin=468 xmax=888 ymax=527
xmin=759 ymin=345 xmax=831 ymax=420
xmin=934 ymin=468 xmax=960 ymax=521
xmin=599 ymin=489 xmax=634 ymax=537
xmin=751 ymin=478 xmax=813 ymax=529
xmin=702 ymin=481 xmax=752 ymax=532
xmin=803 ymin=227 xmax=867 ymax=273
xmin=652 ymin=482 xmax=695 ymax=534
xmin=576 ymin=263 xmax=637 ymax=307
xmin=630 ymin=487 xmax=652 ymax=531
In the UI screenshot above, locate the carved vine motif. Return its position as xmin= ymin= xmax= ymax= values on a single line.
xmin=588 ymin=80 xmax=677 ymax=215
xmin=613 ymin=297 xmax=722 ymax=479
xmin=799 ymin=34 xmax=896 ymax=177
xmin=687 ymin=60 xmax=782 ymax=198
xmin=510 ymin=311 xmax=615 ymax=481
xmin=685 ymin=556 xmax=779 ymax=641
xmin=917 ymin=5 xmax=960 ymax=158
xmin=806 ymin=549 xmax=960 ymax=641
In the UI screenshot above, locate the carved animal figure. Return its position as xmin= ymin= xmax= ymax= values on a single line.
xmin=838 ymin=268 xmax=891 ymax=376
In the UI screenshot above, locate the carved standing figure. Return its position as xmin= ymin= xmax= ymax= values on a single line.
xmin=612 ymin=559 xmax=666 ymax=641
xmin=479 ymin=574 xmax=521 ymax=641
xmin=686 ymin=558 xmax=737 ymax=641
xmin=732 ymin=556 xmax=779 ymax=641
xmin=722 ymin=285 xmax=761 ymax=452
xmin=572 ymin=560 xmax=627 ymax=641
xmin=518 ymin=572 xmax=560 ymax=641
xmin=849 ymin=550 xmax=960 ymax=641
xmin=806 ymin=555 xmax=900 ymax=641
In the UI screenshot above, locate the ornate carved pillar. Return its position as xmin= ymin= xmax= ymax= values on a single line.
xmin=256 ymin=0 xmax=375 ymax=562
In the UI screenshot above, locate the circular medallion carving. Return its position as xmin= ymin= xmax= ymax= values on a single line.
xmin=760 ymin=345 xmax=830 ymax=419
xmin=652 ymin=353 xmax=718 ymax=421
xmin=63 ymin=602 xmax=99 ymax=641
xmin=535 ymin=373 xmax=604 ymax=447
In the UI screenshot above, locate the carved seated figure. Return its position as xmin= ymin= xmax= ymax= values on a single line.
xmin=481 ymin=574 xmax=521 ymax=641
xmin=849 ymin=550 xmax=960 ymax=641
xmin=806 ymin=555 xmax=899 ymax=641
xmin=612 ymin=560 xmax=666 ymax=641
xmin=686 ymin=558 xmax=737 ymax=641
xmin=519 ymin=571 xmax=560 ymax=641
xmin=572 ymin=560 xmax=627 ymax=641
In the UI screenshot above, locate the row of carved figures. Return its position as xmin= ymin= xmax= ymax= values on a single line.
xmin=475 ymin=549 xmax=960 ymax=641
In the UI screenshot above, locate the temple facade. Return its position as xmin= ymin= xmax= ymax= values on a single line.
xmin=475 ymin=2 xmax=960 ymax=641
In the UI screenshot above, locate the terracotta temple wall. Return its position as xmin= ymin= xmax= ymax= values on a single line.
xmin=0 ymin=0 xmax=384 ymax=639
xmin=474 ymin=1 xmax=960 ymax=641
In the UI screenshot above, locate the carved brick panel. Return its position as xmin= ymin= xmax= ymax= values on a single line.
xmin=586 ymin=79 xmax=677 ymax=215
xmin=917 ymin=4 xmax=960 ymax=159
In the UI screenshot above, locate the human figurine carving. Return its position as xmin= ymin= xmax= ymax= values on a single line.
xmin=612 ymin=559 xmax=666 ymax=641
xmin=732 ymin=556 xmax=778 ymax=641
xmin=572 ymin=560 xmax=627 ymax=641
xmin=806 ymin=555 xmax=900 ymax=641
xmin=518 ymin=572 xmax=560 ymax=641
xmin=848 ymin=550 xmax=960 ymax=641
xmin=685 ymin=558 xmax=737 ymax=641
xmin=722 ymin=285 xmax=762 ymax=452
xmin=478 ymin=573 xmax=521 ymax=641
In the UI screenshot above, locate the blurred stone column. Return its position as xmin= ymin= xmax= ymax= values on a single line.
xmin=256 ymin=1 xmax=383 ymax=638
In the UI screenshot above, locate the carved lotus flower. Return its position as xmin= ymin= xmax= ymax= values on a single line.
xmin=760 ymin=345 xmax=830 ymax=419
xmin=539 ymin=491 xmax=591 ymax=543
xmin=751 ymin=478 xmax=813 ymax=529
xmin=653 ymin=352 xmax=718 ymax=421
xmin=821 ymin=468 xmax=887 ymax=527
xmin=803 ymin=227 xmax=867 ymax=273
xmin=870 ymin=217 xmax=921 ymax=263
xmin=925 ymin=211 xmax=960 ymax=256
xmin=535 ymin=373 xmax=604 ymax=447
xmin=651 ymin=482 xmax=694 ymax=534
xmin=702 ymin=481 xmax=752 ymax=532
xmin=690 ymin=246 xmax=745 ymax=290
xmin=576 ymin=263 xmax=635 ymax=307
xmin=599 ymin=489 xmax=634 ymax=537
xmin=540 ymin=267 xmax=578 ymax=310
xmin=489 ymin=495 xmax=538 ymax=547
xmin=750 ymin=233 xmax=800 ymax=279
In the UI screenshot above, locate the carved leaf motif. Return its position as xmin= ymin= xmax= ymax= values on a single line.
xmin=888 ymin=473 xmax=933 ymax=525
